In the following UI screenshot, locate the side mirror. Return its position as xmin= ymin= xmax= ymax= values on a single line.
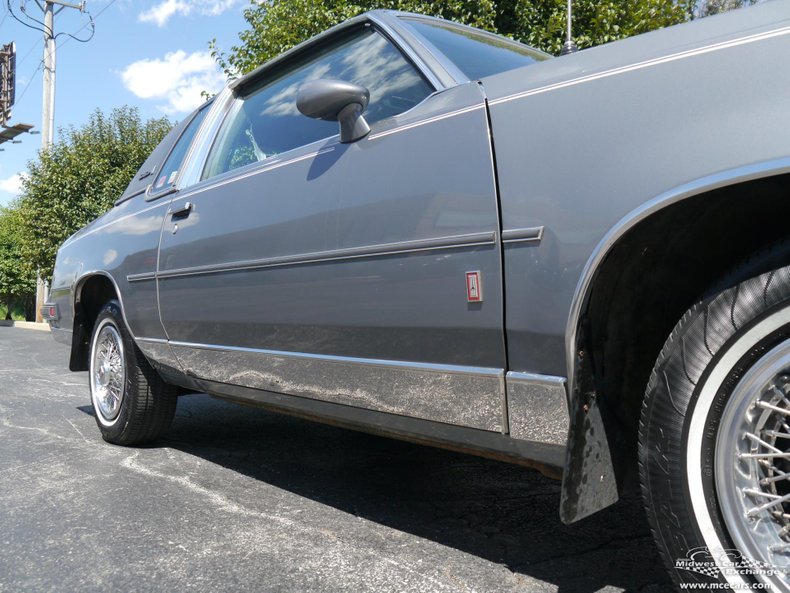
xmin=296 ymin=79 xmax=371 ymax=144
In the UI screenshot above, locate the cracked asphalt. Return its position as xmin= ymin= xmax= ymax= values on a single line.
xmin=0 ymin=327 xmax=675 ymax=593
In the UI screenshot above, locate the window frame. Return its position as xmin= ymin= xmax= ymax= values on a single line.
xmin=145 ymin=100 xmax=214 ymax=202
xmin=198 ymin=18 xmax=441 ymax=184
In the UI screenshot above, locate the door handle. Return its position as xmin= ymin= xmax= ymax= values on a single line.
xmin=171 ymin=201 xmax=192 ymax=219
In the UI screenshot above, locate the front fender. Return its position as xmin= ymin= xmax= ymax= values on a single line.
xmin=560 ymin=157 xmax=790 ymax=523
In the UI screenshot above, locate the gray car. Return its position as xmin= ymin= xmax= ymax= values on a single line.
xmin=45 ymin=4 xmax=790 ymax=589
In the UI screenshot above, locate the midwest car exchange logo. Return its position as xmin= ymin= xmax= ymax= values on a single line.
xmin=675 ymin=547 xmax=788 ymax=589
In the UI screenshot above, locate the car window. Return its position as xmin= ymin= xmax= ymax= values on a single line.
xmin=203 ymin=26 xmax=433 ymax=180
xmin=403 ymin=19 xmax=546 ymax=80
xmin=151 ymin=104 xmax=210 ymax=193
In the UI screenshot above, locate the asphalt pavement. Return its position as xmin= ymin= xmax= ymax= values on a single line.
xmin=0 ymin=326 xmax=675 ymax=593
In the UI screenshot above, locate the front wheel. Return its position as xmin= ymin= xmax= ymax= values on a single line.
xmin=89 ymin=300 xmax=177 ymax=445
xmin=640 ymin=263 xmax=790 ymax=590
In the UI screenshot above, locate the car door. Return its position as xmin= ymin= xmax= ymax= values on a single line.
xmin=116 ymin=103 xmax=212 ymax=373
xmin=157 ymin=21 xmax=506 ymax=432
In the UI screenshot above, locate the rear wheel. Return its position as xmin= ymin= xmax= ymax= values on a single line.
xmin=640 ymin=262 xmax=790 ymax=589
xmin=89 ymin=300 xmax=177 ymax=445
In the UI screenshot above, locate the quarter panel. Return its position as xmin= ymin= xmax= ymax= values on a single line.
xmin=55 ymin=194 xmax=173 ymax=340
xmin=483 ymin=4 xmax=790 ymax=377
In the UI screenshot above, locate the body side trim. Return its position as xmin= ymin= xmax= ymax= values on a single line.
xmin=127 ymin=272 xmax=156 ymax=283
xmin=136 ymin=336 xmax=168 ymax=345
xmin=167 ymin=340 xmax=506 ymax=432
xmin=502 ymin=226 xmax=544 ymax=244
xmin=166 ymin=371 xmax=566 ymax=475
xmin=168 ymin=340 xmax=503 ymax=377
xmin=135 ymin=337 xmax=183 ymax=375
xmin=506 ymin=372 xmax=569 ymax=445
xmin=508 ymin=371 xmax=566 ymax=385
xmin=157 ymin=231 xmax=495 ymax=280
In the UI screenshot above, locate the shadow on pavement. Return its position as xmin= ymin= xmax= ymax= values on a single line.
xmin=159 ymin=393 xmax=674 ymax=593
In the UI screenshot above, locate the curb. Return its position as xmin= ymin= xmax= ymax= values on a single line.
xmin=0 ymin=320 xmax=51 ymax=332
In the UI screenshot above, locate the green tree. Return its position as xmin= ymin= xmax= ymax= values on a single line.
xmin=695 ymin=0 xmax=759 ymax=18
xmin=0 ymin=203 xmax=35 ymax=320
xmin=500 ymin=0 xmax=691 ymax=55
xmin=210 ymin=0 xmax=692 ymax=77
xmin=16 ymin=107 xmax=172 ymax=281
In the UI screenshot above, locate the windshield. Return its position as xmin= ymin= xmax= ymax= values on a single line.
xmin=403 ymin=18 xmax=548 ymax=80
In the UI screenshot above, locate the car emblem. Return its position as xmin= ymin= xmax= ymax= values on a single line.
xmin=466 ymin=271 xmax=483 ymax=303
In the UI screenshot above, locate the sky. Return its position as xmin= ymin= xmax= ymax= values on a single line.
xmin=0 ymin=0 xmax=251 ymax=206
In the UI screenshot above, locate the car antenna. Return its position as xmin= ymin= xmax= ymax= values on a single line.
xmin=560 ymin=0 xmax=579 ymax=55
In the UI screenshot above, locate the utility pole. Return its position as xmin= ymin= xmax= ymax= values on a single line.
xmin=38 ymin=0 xmax=86 ymax=151
xmin=33 ymin=0 xmax=85 ymax=322
xmin=41 ymin=2 xmax=55 ymax=150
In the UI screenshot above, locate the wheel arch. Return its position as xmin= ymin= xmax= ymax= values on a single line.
xmin=69 ymin=271 xmax=125 ymax=372
xmin=560 ymin=157 xmax=790 ymax=523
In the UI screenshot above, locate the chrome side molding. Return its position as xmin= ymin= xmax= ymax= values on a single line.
xmin=136 ymin=337 xmax=185 ymax=374
xmin=127 ymin=271 xmax=157 ymax=283
xmin=137 ymin=337 xmax=571 ymax=446
xmin=166 ymin=341 xmax=506 ymax=433
xmin=501 ymin=226 xmax=544 ymax=244
xmin=506 ymin=371 xmax=569 ymax=445
xmin=155 ymin=231 xmax=496 ymax=280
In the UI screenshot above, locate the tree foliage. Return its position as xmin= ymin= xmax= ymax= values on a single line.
xmin=15 ymin=107 xmax=172 ymax=281
xmin=498 ymin=0 xmax=692 ymax=55
xmin=0 ymin=203 xmax=35 ymax=319
xmin=695 ymin=0 xmax=759 ymax=18
xmin=210 ymin=0 xmax=694 ymax=77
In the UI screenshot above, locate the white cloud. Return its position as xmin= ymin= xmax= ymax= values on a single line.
xmin=138 ymin=0 xmax=189 ymax=26
xmin=0 ymin=173 xmax=23 ymax=196
xmin=121 ymin=50 xmax=226 ymax=115
xmin=138 ymin=0 xmax=240 ymax=27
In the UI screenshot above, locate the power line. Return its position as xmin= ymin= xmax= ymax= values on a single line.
xmin=14 ymin=61 xmax=42 ymax=106
xmin=16 ymin=38 xmax=41 ymax=69
xmin=6 ymin=0 xmax=101 ymax=44
xmin=5 ymin=0 xmax=119 ymax=116
xmin=19 ymin=1 xmax=49 ymax=32
xmin=6 ymin=0 xmax=47 ymax=34
xmin=59 ymin=0 xmax=118 ymax=48
xmin=22 ymin=0 xmax=95 ymax=44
